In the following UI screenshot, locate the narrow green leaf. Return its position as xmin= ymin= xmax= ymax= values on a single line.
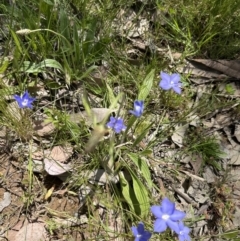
xmin=128 ymin=153 xmax=153 ymax=189
xmin=138 ymin=69 xmax=155 ymax=101
xmin=119 ymin=172 xmax=135 ymax=212
xmin=39 ymin=59 xmax=64 ymax=71
xmin=20 ymin=61 xmax=38 ymax=73
xmin=106 ymin=83 xmax=116 ymax=105
xmin=0 ymin=58 xmax=9 ymax=73
xmin=221 ymin=230 xmax=239 ymax=239
xmin=10 ymin=30 xmax=23 ymax=55
xmin=20 ymin=59 xmax=64 ymax=73
xmin=130 ymin=170 xmax=150 ymax=218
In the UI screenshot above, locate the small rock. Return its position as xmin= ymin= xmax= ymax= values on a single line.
xmin=202 ymin=166 xmax=217 ymax=183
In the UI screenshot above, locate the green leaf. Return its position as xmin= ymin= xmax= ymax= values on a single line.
xmin=128 ymin=153 xmax=153 ymax=189
xmin=138 ymin=69 xmax=155 ymax=101
xmin=221 ymin=230 xmax=239 ymax=239
xmin=20 ymin=59 xmax=64 ymax=73
xmin=119 ymin=172 xmax=135 ymax=212
xmin=10 ymin=29 xmax=23 ymax=55
xmin=106 ymin=83 xmax=116 ymax=105
xmin=45 ymin=81 xmax=61 ymax=89
xmin=130 ymin=170 xmax=150 ymax=218
xmin=39 ymin=59 xmax=64 ymax=71
xmin=0 ymin=58 xmax=9 ymax=73
xmin=140 ymin=149 xmax=153 ymax=156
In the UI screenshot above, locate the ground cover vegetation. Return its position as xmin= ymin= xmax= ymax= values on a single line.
xmin=0 ymin=0 xmax=240 ymax=240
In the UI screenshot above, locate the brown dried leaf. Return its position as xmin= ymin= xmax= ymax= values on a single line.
xmin=178 ymin=61 xmax=222 ymax=81
xmin=49 ymin=145 xmax=73 ymax=163
xmin=14 ymin=223 xmax=47 ymax=241
xmin=190 ymin=59 xmax=240 ymax=79
xmin=44 ymin=158 xmax=72 ymax=175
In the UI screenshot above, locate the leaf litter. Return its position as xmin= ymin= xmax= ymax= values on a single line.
xmin=1 ymin=1 xmax=240 ymax=241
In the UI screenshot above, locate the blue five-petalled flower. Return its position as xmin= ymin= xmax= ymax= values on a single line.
xmin=131 ymin=222 xmax=152 ymax=241
xmin=159 ymin=71 xmax=182 ymax=94
xmin=106 ymin=116 xmax=126 ymax=133
xmin=176 ymin=222 xmax=191 ymax=241
xmin=14 ymin=91 xmax=36 ymax=109
xmin=151 ymin=197 xmax=186 ymax=233
xmin=129 ymin=100 xmax=144 ymax=117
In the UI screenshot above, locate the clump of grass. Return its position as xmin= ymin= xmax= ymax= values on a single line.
xmin=155 ymin=0 xmax=240 ymax=58
xmin=184 ymin=126 xmax=225 ymax=170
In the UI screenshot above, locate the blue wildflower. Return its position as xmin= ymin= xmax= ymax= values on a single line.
xmin=106 ymin=116 xmax=126 ymax=133
xmin=131 ymin=222 xmax=152 ymax=241
xmin=176 ymin=222 xmax=191 ymax=241
xmin=129 ymin=100 xmax=144 ymax=117
xmin=151 ymin=197 xmax=186 ymax=233
xmin=159 ymin=72 xmax=182 ymax=94
xmin=14 ymin=91 xmax=36 ymax=109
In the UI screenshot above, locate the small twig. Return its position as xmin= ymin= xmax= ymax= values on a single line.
xmin=179 ymin=170 xmax=206 ymax=182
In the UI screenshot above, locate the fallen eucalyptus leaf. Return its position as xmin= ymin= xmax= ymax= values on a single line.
xmin=171 ymin=124 xmax=189 ymax=147
xmin=44 ymin=158 xmax=72 ymax=175
xmin=49 ymin=145 xmax=73 ymax=163
xmin=14 ymin=223 xmax=47 ymax=241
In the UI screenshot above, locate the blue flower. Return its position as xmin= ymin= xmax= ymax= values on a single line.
xmin=129 ymin=100 xmax=144 ymax=117
xmin=106 ymin=116 xmax=126 ymax=133
xmin=176 ymin=222 xmax=191 ymax=241
xmin=14 ymin=91 xmax=36 ymax=109
xmin=151 ymin=197 xmax=186 ymax=233
xmin=131 ymin=222 xmax=152 ymax=241
xmin=159 ymin=72 xmax=182 ymax=94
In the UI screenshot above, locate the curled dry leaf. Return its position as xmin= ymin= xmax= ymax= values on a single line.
xmin=44 ymin=158 xmax=72 ymax=175
xmin=49 ymin=145 xmax=73 ymax=163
